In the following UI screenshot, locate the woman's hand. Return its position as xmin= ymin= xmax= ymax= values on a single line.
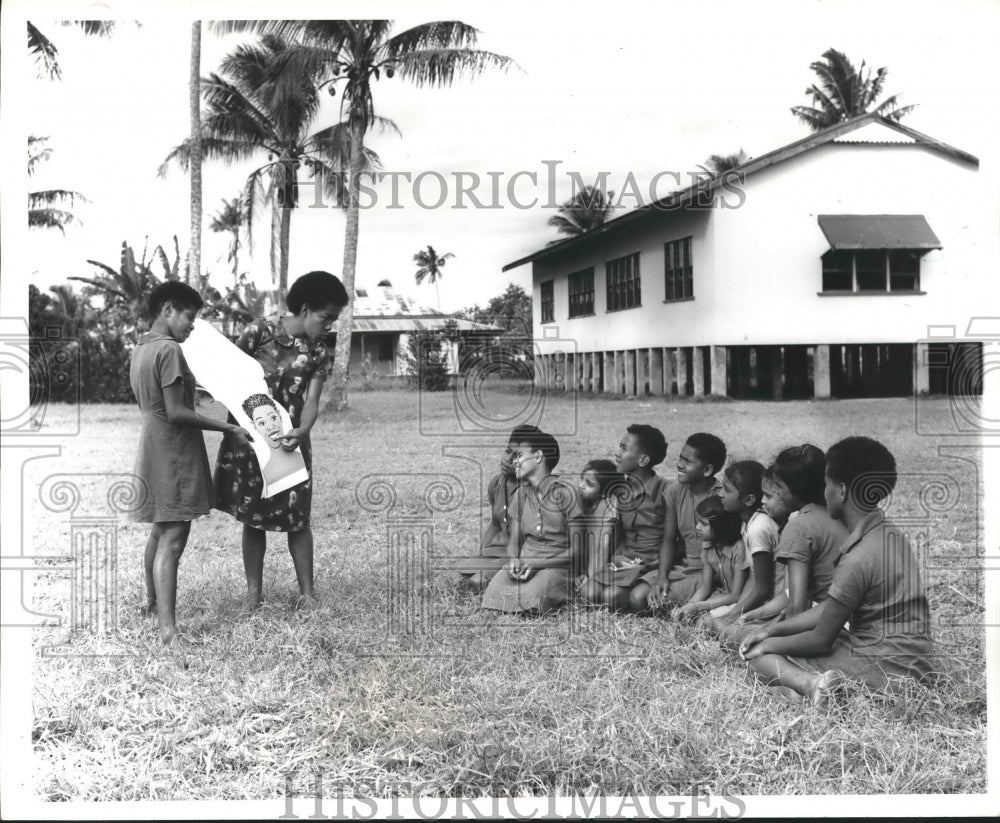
xmin=281 ymin=427 xmax=308 ymax=450
xmin=677 ymin=602 xmax=701 ymax=621
xmin=739 ymin=629 xmax=772 ymax=660
xmin=574 ymin=574 xmax=589 ymax=592
xmin=228 ymin=425 xmax=252 ymax=447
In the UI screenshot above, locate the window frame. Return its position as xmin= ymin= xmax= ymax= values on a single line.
xmin=540 ymin=279 xmax=555 ymax=323
xmin=820 ymin=249 xmax=925 ymax=295
xmin=605 ymin=252 xmax=642 ymax=312
xmin=567 ymin=267 xmax=595 ymax=318
xmin=664 ymin=236 xmax=694 ymax=302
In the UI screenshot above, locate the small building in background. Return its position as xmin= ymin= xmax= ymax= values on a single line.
xmin=349 ymin=281 xmax=499 ymax=378
xmin=504 ymin=113 xmax=994 ymax=400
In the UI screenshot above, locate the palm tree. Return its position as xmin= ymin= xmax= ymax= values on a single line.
xmin=209 ymin=196 xmax=246 ymax=287
xmin=413 ymin=245 xmax=453 ymax=309
xmin=189 ymin=21 xmax=203 ymax=285
xmin=697 ymin=149 xmax=748 ymax=176
xmin=160 ymin=34 xmax=382 ymax=302
xmin=209 ymin=20 xmax=515 ymax=411
xmin=791 ymin=48 xmax=915 ymax=131
xmin=547 ymin=183 xmax=616 ymax=245
xmin=28 ymin=136 xmax=86 ymax=233
xmin=27 ymin=21 xmax=117 ymax=80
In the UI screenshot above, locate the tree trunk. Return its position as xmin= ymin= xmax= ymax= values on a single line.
xmin=326 ymin=123 xmax=362 ymax=412
xmin=278 ymin=191 xmax=292 ymax=303
xmin=188 ymin=21 xmax=203 ymax=285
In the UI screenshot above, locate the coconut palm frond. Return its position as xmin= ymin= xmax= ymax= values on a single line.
xmin=27 ymin=22 xmax=61 ymax=80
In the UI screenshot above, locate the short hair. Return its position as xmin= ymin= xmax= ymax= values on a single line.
xmin=772 ymin=444 xmax=827 ymax=505
xmin=508 ymin=424 xmax=542 ymax=445
xmin=286 ymin=271 xmax=349 ymax=313
xmin=825 ymin=436 xmax=897 ymax=507
xmin=242 ymin=393 xmax=277 ymax=418
xmin=582 ymin=458 xmax=624 ymax=498
xmin=148 ymin=281 xmax=203 ymax=319
xmin=685 ymin=432 xmax=727 ymax=475
xmin=513 ymin=430 xmax=560 ymax=470
xmin=626 ymin=423 xmax=667 ymax=467
xmin=695 ymin=495 xmax=743 ymax=545
xmin=724 ymin=460 xmax=765 ymax=509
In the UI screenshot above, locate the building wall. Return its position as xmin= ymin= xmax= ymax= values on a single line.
xmin=531 ymin=143 xmax=992 ymax=354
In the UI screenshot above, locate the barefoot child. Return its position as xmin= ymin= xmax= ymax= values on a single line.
xmin=709 ymin=461 xmax=781 ymax=631
xmin=645 ymin=432 xmax=727 ymax=613
xmin=720 ymin=445 xmax=847 ymax=649
xmin=481 ymin=430 xmax=583 ymax=615
xmin=676 ymin=496 xmax=748 ymax=620
xmin=580 ymin=425 xmax=669 ymax=612
xmin=130 ymin=282 xmax=251 ymax=652
xmin=453 ymin=424 xmax=541 ymax=591
xmin=573 ymin=459 xmax=624 ymax=596
xmin=739 ymin=437 xmax=935 ymax=705
xmin=214 ymin=271 xmax=348 ymax=610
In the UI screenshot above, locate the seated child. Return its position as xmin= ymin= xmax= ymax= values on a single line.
xmin=645 ymin=432 xmax=727 ymax=613
xmin=720 ymin=445 xmax=847 ymax=649
xmin=453 ymin=424 xmax=540 ymax=591
xmin=481 ymin=430 xmax=583 ymax=615
xmin=677 ymin=496 xmax=748 ymax=620
xmin=708 ymin=460 xmax=781 ymax=632
xmin=739 ymin=436 xmax=935 ymax=705
xmin=572 ymin=459 xmax=625 ymax=595
xmin=579 ymin=424 xmax=669 ymax=612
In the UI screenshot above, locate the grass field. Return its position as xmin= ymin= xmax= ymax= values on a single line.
xmin=26 ymin=385 xmax=986 ymax=800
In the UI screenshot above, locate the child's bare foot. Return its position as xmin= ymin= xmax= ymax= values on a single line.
xmin=140 ymin=602 xmax=158 ymax=619
xmin=160 ymin=629 xmax=190 ymax=670
xmin=810 ymin=670 xmax=846 ymax=708
xmin=295 ymin=594 xmax=319 ymax=612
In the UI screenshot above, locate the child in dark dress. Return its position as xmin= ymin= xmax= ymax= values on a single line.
xmin=214 ymin=271 xmax=348 ymax=611
xmin=645 ymin=432 xmax=727 ymax=613
xmin=740 ymin=437 xmax=935 ymax=705
xmin=129 ymin=283 xmax=250 ymax=657
xmin=452 ymin=424 xmax=541 ymax=591
xmin=573 ymin=459 xmax=625 ymax=595
xmin=579 ymin=424 xmax=670 ymax=612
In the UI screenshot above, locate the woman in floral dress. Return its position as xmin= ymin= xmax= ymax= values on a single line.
xmin=214 ymin=271 xmax=348 ymax=610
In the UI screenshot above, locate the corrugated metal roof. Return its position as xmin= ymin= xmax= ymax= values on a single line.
xmin=817 ymin=215 xmax=942 ymax=250
xmin=352 ymin=317 xmax=499 ymax=333
xmin=353 ymin=285 xmax=443 ymax=318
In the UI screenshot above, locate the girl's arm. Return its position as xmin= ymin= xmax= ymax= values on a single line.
xmin=282 ymin=375 xmax=324 ymax=449
xmin=741 ymin=598 xmax=850 ymax=660
xmin=733 ymin=552 xmax=775 ymax=615
xmin=784 ymin=558 xmax=812 ymax=617
xmin=740 ymin=588 xmax=789 ymax=623
xmin=648 ymin=509 xmax=680 ymax=608
xmin=587 ymin=518 xmax=617 ymax=577
xmin=678 ymin=562 xmax=715 ymax=615
xmin=696 ymin=566 xmax=750 ymax=612
xmin=163 ymin=381 xmax=250 ymax=443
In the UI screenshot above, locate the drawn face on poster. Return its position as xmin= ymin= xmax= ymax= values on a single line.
xmin=240 ymin=392 xmax=308 ymax=493
xmin=244 ymin=394 xmax=284 ymax=449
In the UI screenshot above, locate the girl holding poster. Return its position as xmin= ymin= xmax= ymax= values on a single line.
xmin=214 ymin=271 xmax=349 ymax=611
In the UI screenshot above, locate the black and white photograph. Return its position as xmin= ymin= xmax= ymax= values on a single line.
xmin=1 ymin=0 xmax=997 ymax=818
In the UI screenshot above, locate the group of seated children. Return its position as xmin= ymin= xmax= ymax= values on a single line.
xmin=453 ymin=424 xmax=935 ymax=707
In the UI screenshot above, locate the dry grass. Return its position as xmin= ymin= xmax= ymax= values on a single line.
xmin=27 ymin=387 xmax=986 ymax=799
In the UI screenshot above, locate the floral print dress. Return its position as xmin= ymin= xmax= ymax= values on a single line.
xmin=214 ymin=316 xmax=330 ymax=532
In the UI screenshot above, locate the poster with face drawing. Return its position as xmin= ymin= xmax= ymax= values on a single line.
xmin=181 ymin=320 xmax=309 ymax=498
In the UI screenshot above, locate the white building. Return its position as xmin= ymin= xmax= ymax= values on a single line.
xmin=504 ymin=114 xmax=992 ymax=399
xmin=349 ymin=282 xmax=499 ymax=378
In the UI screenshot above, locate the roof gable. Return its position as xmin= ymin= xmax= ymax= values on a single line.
xmin=503 ymin=114 xmax=979 ymax=272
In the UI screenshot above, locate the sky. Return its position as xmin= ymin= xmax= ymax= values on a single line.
xmin=3 ymin=0 xmax=999 ymax=314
